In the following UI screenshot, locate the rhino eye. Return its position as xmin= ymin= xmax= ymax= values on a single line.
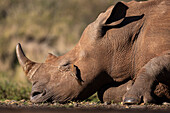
xmin=60 ymin=59 xmax=72 ymax=68
xmin=62 ymin=62 xmax=70 ymax=67
xmin=58 ymin=61 xmax=71 ymax=71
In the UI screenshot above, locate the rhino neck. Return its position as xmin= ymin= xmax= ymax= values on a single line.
xmin=106 ymin=16 xmax=145 ymax=83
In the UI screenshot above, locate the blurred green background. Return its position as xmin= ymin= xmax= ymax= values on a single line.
xmin=0 ymin=0 xmax=145 ymax=101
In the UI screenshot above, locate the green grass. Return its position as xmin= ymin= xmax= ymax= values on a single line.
xmin=0 ymin=73 xmax=31 ymax=101
xmin=84 ymin=93 xmax=100 ymax=103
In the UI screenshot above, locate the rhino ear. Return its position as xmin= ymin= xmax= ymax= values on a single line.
xmin=45 ymin=53 xmax=58 ymax=63
xmin=105 ymin=2 xmax=128 ymax=25
xmin=97 ymin=2 xmax=128 ymax=26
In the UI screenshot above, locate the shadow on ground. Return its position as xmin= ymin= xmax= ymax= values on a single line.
xmin=1 ymin=107 xmax=170 ymax=113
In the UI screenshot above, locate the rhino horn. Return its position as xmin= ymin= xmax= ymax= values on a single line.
xmin=16 ymin=43 xmax=36 ymax=75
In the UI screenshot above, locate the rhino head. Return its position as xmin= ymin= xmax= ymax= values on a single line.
xmin=16 ymin=2 xmax=144 ymax=103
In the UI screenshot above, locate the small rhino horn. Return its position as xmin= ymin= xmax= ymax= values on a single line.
xmin=45 ymin=53 xmax=58 ymax=63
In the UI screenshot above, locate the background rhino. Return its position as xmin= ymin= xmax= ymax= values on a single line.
xmin=16 ymin=0 xmax=170 ymax=104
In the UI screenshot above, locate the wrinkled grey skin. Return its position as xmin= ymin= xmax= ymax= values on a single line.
xmin=16 ymin=0 xmax=170 ymax=104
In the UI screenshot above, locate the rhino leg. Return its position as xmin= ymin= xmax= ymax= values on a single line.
xmin=98 ymin=80 xmax=133 ymax=103
xmin=123 ymin=51 xmax=170 ymax=104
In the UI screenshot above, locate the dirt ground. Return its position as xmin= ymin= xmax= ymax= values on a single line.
xmin=0 ymin=100 xmax=170 ymax=113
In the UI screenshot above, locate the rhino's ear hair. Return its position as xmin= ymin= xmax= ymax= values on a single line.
xmin=45 ymin=53 xmax=58 ymax=63
xmin=104 ymin=2 xmax=128 ymax=25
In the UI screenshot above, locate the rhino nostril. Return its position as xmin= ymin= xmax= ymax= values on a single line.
xmin=31 ymin=90 xmax=46 ymax=97
xmin=32 ymin=91 xmax=42 ymax=97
